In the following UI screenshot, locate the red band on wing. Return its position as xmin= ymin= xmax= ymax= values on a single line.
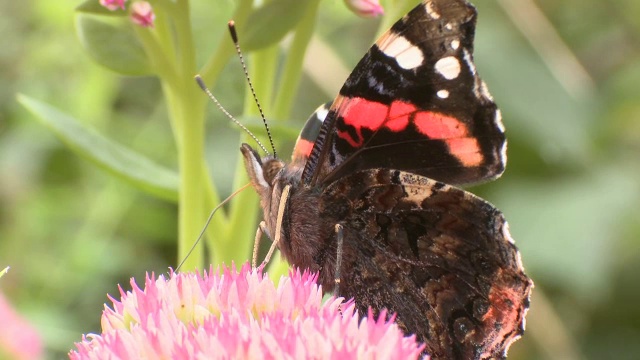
xmin=337 ymin=97 xmax=388 ymax=147
xmin=336 ymin=98 xmax=417 ymax=147
xmin=415 ymin=111 xmax=482 ymax=166
xmin=340 ymin=97 xmax=388 ymax=130
xmin=387 ymin=101 xmax=415 ymax=131
xmin=414 ymin=112 xmax=468 ymax=138
xmin=293 ymin=138 xmax=315 ymax=160
xmin=445 ymin=138 xmax=483 ymax=167
xmin=333 ymin=97 xmax=483 ymax=167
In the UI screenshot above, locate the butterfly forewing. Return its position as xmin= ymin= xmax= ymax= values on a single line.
xmin=303 ymin=0 xmax=505 ymax=187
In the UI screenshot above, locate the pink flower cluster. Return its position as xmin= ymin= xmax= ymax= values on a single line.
xmin=99 ymin=0 xmax=154 ymax=28
xmin=70 ymin=263 xmax=425 ymax=359
xmin=0 ymin=291 xmax=43 ymax=360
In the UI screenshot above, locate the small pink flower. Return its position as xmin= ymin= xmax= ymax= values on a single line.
xmin=0 ymin=292 xmax=43 ymax=360
xmin=100 ymin=0 xmax=126 ymax=11
xmin=344 ymin=0 xmax=385 ymax=18
xmin=130 ymin=1 xmax=155 ymax=28
xmin=70 ymin=263 xmax=426 ymax=359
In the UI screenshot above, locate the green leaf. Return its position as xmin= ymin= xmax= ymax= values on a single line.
xmin=75 ymin=14 xmax=152 ymax=75
xmin=240 ymin=0 xmax=310 ymax=51
xmin=17 ymin=94 xmax=179 ymax=202
xmin=240 ymin=115 xmax=301 ymax=140
xmin=76 ymin=0 xmax=128 ymax=16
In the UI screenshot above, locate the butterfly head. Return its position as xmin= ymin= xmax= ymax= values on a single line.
xmin=240 ymin=143 xmax=285 ymax=192
xmin=241 ymin=143 xmax=297 ymax=244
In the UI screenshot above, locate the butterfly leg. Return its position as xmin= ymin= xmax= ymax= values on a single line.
xmin=252 ymin=221 xmax=268 ymax=268
xmin=334 ymin=223 xmax=344 ymax=297
xmin=260 ymin=185 xmax=291 ymax=268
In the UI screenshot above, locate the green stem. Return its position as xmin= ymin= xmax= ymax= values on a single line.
xmin=151 ymin=2 xmax=176 ymax=62
xmin=134 ymin=26 xmax=180 ymax=88
xmin=246 ymin=46 xmax=279 ymax=115
xmin=272 ymin=0 xmax=321 ymax=120
xmin=174 ymin=1 xmax=197 ymax=78
xmin=134 ymin=23 xmax=182 ymax=143
xmin=168 ymin=0 xmax=210 ymax=270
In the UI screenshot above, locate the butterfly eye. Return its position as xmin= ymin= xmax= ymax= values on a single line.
xmin=263 ymin=159 xmax=284 ymax=185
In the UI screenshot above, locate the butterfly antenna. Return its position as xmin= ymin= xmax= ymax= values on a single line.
xmin=227 ymin=20 xmax=277 ymax=158
xmin=194 ymin=75 xmax=270 ymax=155
xmin=176 ymin=183 xmax=252 ymax=272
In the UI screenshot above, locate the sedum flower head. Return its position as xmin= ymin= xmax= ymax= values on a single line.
xmin=0 ymin=291 xmax=43 ymax=360
xmin=70 ymin=263 xmax=425 ymax=359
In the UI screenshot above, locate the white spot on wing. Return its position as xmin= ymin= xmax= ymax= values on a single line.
xmin=378 ymin=34 xmax=424 ymax=70
xmin=434 ymin=56 xmax=461 ymax=80
xmin=425 ymin=1 xmax=441 ymax=19
xmin=436 ymin=90 xmax=449 ymax=98
xmin=445 ymin=23 xmax=453 ymax=30
xmin=315 ymin=105 xmax=329 ymax=123
xmin=451 ymin=39 xmax=460 ymax=50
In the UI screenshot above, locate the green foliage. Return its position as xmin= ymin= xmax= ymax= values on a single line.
xmin=76 ymin=14 xmax=152 ymax=75
xmin=75 ymin=0 xmax=127 ymax=16
xmin=17 ymin=94 xmax=179 ymax=201
xmin=240 ymin=0 xmax=311 ymax=51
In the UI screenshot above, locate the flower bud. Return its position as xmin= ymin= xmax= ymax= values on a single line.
xmin=100 ymin=0 xmax=126 ymax=11
xmin=344 ymin=0 xmax=385 ymax=18
xmin=130 ymin=1 xmax=155 ymax=28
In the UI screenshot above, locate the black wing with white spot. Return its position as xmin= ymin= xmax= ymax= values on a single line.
xmin=302 ymin=0 xmax=506 ymax=187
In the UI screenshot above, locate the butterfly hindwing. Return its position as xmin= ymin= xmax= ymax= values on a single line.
xmin=302 ymin=0 xmax=506 ymax=187
xmin=319 ymin=168 xmax=531 ymax=359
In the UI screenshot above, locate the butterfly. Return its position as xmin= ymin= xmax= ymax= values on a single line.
xmin=241 ymin=0 xmax=532 ymax=358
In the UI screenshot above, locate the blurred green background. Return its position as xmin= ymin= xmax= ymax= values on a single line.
xmin=1 ymin=0 xmax=639 ymax=359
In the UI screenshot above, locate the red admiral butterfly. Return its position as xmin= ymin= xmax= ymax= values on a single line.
xmin=241 ymin=0 xmax=532 ymax=358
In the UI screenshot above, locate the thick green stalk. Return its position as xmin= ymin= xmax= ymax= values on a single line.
xmin=272 ymin=0 xmax=321 ymax=120
xmin=171 ymin=0 xmax=209 ymax=270
xmin=153 ymin=4 xmax=177 ymax=62
xmin=174 ymin=90 xmax=207 ymax=270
